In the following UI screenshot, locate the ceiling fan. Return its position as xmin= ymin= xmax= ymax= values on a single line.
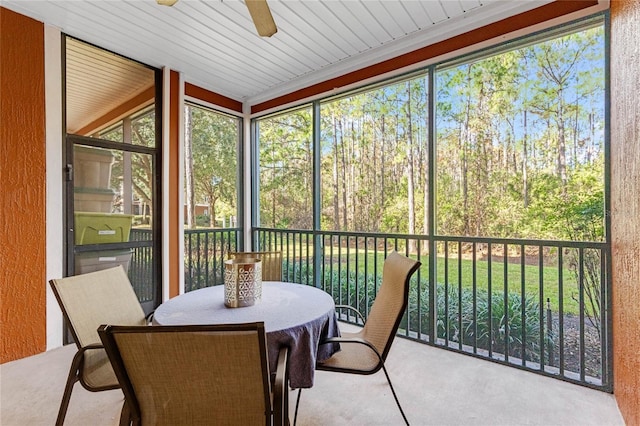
xmin=156 ymin=0 xmax=277 ymax=37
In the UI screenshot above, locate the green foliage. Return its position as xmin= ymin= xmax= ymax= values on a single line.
xmin=282 ymin=260 xmax=551 ymax=363
xmin=281 ymin=259 xmax=313 ymax=284
xmin=434 ymin=26 xmax=604 ymax=240
xmin=186 ymin=105 xmax=239 ymax=228
xmin=97 ymin=110 xmax=156 ymax=220
xmin=258 ymin=107 xmax=313 ymax=229
xmin=255 ymin=25 xmax=605 ymax=242
xmin=421 ymin=274 xmax=544 ymax=362
xmin=252 ymin=25 xmax=606 ymax=363
xmin=183 ymin=230 xmax=239 ymax=291
xmin=130 ymin=112 xmax=156 ymax=212
xmin=195 ymin=214 xmax=210 ymax=227
xmin=132 ymin=215 xmax=151 ymax=226
xmin=406 ymin=283 xmax=551 ymax=362
xmin=473 ymin=290 xmax=549 ymax=362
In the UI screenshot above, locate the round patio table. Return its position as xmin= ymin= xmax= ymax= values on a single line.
xmin=153 ymin=281 xmax=340 ymax=388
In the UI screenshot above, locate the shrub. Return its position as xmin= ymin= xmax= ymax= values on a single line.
xmin=435 ymin=284 xmax=552 ymax=362
xmin=196 ymin=214 xmax=210 ymax=227
xmin=281 ymin=261 xmax=552 ymax=363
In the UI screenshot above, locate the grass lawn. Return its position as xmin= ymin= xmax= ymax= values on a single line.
xmin=281 ymin=247 xmax=588 ymax=316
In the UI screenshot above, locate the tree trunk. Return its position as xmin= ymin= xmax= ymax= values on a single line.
xmin=462 ymin=66 xmax=472 ymax=236
xmin=372 ymin=116 xmax=379 ymax=232
xmin=351 ymin=120 xmax=357 ymax=230
xmin=184 ymin=106 xmax=196 ymax=229
xmin=209 ymin=194 xmax=217 ymax=228
xmin=332 ymin=114 xmax=340 ymax=230
xmin=406 ymin=83 xmax=416 ymax=253
xmin=573 ymin=87 xmax=579 ymax=167
xmin=523 ymin=110 xmax=529 ymax=208
xmin=588 ymin=110 xmax=595 ymax=164
xmin=272 ymin=143 xmax=277 ymax=228
xmin=381 ymin=116 xmax=386 ymax=222
xmin=557 ymin=88 xmax=568 ymax=197
xmin=339 ymin=120 xmax=348 ymax=230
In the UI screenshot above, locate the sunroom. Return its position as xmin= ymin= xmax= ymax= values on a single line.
xmin=1 ymin=0 xmax=638 ymax=424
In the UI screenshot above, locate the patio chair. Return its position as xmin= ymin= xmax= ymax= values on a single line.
xmin=49 ymin=266 xmax=147 ymax=426
xmin=310 ymin=251 xmax=421 ymax=425
xmin=98 ymin=322 xmax=290 ymax=426
xmin=230 ymin=250 xmax=283 ymax=281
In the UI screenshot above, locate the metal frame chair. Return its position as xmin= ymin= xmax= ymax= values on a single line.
xmin=98 ymin=322 xmax=290 ymax=426
xmin=229 ymin=251 xmax=283 ymax=281
xmin=49 ymin=266 xmax=147 ymax=426
xmin=304 ymin=251 xmax=421 ymax=425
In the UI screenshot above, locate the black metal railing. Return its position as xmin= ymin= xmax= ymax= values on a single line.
xmin=255 ymin=228 xmax=316 ymax=285
xmin=129 ymin=228 xmax=154 ymax=303
xmin=253 ymin=227 xmax=611 ymax=391
xmin=184 ymin=228 xmax=241 ymax=292
xmin=129 ymin=227 xmax=241 ymax=301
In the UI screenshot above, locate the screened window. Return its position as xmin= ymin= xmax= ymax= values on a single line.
xmin=256 ymin=106 xmax=313 ymax=230
xmin=435 ymin=23 xmax=605 ymax=240
xmin=319 ymin=76 xmax=429 ymax=235
xmin=254 ymin=19 xmax=605 ymax=243
xmin=184 ymin=104 xmax=240 ymax=229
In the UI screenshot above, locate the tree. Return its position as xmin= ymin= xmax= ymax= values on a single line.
xmin=130 ymin=112 xmax=156 ymax=225
xmin=258 ymin=107 xmax=313 ymax=229
xmin=184 ymin=106 xmax=196 ymax=228
xmin=187 ymin=105 xmax=239 ymax=228
xmin=255 ymin=25 xmax=604 ymax=245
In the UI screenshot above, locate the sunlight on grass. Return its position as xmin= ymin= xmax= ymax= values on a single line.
xmin=274 ymin=244 xmax=584 ymax=315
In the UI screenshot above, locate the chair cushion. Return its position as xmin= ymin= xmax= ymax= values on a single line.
xmin=82 ymin=348 xmax=119 ymax=389
xmin=317 ymin=331 xmax=380 ymax=372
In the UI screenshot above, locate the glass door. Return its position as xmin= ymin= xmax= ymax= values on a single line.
xmin=64 ymin=37 xmax=162 ymax=315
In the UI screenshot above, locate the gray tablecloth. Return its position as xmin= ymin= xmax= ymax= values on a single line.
xmin=153 ymin=282 xmax=340 ymax=388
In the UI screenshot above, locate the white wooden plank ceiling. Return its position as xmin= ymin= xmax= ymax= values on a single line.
xmin=3 ymin=0 xmax=564 ymax=126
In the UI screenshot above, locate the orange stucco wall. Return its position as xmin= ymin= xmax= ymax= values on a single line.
xmin=0 ymin=7 xmax=47 ymax=363
xmin=611 ymin=1 xmax=640 ymax=423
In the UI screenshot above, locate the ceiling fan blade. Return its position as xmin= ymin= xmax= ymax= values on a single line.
xmin=245 ymin=0 xmax=277 ymax=37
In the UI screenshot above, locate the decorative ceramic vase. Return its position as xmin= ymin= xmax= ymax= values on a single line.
xmin=224 ymin=258 xmax=262 ymax=307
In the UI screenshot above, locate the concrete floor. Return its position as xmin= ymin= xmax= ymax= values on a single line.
xmin=1 ymin=324 xmax=624 ymax=426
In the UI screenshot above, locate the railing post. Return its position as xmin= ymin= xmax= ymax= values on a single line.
xmin=546 ymin=297 xmax=553 ymax=367
xmin=604 ymin=245 xmax=613 ymax=391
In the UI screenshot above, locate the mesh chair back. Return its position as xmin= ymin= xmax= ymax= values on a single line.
xmin=99 ymin=323 xmax=272 ymax=426
xmin=50 ymin=266 xmax=146 ymax=348
xmin=361 ymin=252 xmax=420 ymax=360
xmin=50 ymin=266 xmax=147 ymax=388
xmin=313 ymin=252 xmax=420 ymax=425
xmin=230 ymin=251 xmax=283 ymax=281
